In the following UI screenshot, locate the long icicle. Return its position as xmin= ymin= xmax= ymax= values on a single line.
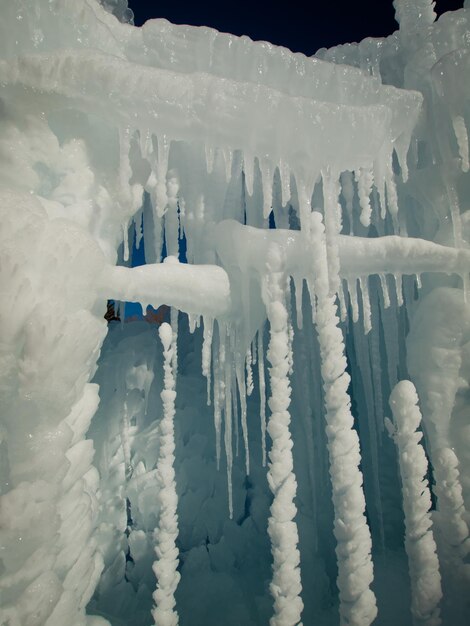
xmin=258 ymin=328 xmax=267 ymax=468
xmin=387 ymin=381 xmax=442 ymax=626
xmin=202 ymin=316 xmax=213 ymax=406
xmin=264 ymin=243 xmax=303 ymax=626
xmin=152 ymin=323 xmax=180 ymax=626
xmin=309 ymin=211 xmax=377 ymax=626
xmin=223 ymin=325 xmax=234 ymax=519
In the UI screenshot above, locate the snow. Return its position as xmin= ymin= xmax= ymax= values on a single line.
xmin=1 ymin=1 xmax=470 ymax=625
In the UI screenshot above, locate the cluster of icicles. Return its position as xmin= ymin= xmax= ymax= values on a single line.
xmin=110 ymin=116 xmax=470 ymax=626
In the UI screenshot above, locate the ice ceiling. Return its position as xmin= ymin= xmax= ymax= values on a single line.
xmin=1 ymin=1 xmax=470 ymax=625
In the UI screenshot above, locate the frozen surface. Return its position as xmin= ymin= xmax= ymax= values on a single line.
xmin=1 ymin=1 xmax=470 ymax=625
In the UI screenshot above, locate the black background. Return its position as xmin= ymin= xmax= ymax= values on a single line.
xmin=128 ymin=0 xmax=465 ymax=56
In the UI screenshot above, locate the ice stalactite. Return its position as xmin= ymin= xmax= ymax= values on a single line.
xmin=152 ymin=323 xmax=180 ymax=626
xmin=308 ymin=211 xmax=377 ymax=626
xmin=246 ymin=346 xmax=254 ymax=396
xmin=202 ymin=316 xmax=213 ymax=405
xmin=258 ymin=329 xmax=268 ymax=468
xmin=170 ymin=307 xmax=178 ymax=377
xmin=236 ymin=357 xmax=250 ymax=475
xmin=340 ymin=171 xmax=355 ymax=235
xmin=387 ymin=380 xmax=442 ymax=626
xmin=263 ymin=244 xmax=303 ymax=626
xmin=213 ymin=321 xmax=235 ymax=517
xmin=212 ymin=329 xmax=222 ymax=470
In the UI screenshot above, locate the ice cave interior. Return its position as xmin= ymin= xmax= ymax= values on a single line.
xmin=1 ymin=1 xmax=470 ymax=625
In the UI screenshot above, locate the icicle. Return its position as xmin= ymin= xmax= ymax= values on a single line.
xmin=293 ymin=276 xmax=304 ymax=329
xmin=202 ymin=317 xmax=213 ymax=406
xmin=416 ymin=273 xmax=422 ymax=291
xmin=297 ymin=177 xmax=315 ymax=234
xmin=309 ymin=212 xmax=377 ymax=626
xmin=205 ymin=143 xmax=215 ymax=174
xmin=446 ymin=179 xmax=463 ymax=249
xmin=260 ymin=157 xmax=274 ymax=219
xmin=154 ymin=134 xmax=169 ymax=217
xmin=263 ymin=243 xmax=303 ymax=626
xmin=347 ymin=278 xmax=360 ymax=323
xmin=257 ymin=329 xmax=267 ymax=468
xmin=279 ymin=158 xmax=291 ymax=205
xmin=152 ymin=323 xmax=180 ymax=626
xmin=223 ymin=329 xmax=234 ymax=519
xmin=379 ymin=273 xmax=391 ymax=308
xmin=369 ymin=291 xmax=384 ymax=437
xmin=246 ymin=347 xmax=254 ymax=396
xmin=232 ymin=367 xmax=240 ymax=459
xmin=337 ymin=278 xmax=347 ymax=323
xmin=385 ymin=169 xmax=399 ymax=231
xmin=452 ymin=115 xmax=469 ymax=173
xmin=373 ymin=143 xmax=389 ymax=222
xmin=135 ymin=211 xmax=143 ymax=250
xmin=165 ymin=170 xmax=180 ymax=258
xmin=306 ymin=277 xmax=317 ymax=321
xmin=252 ymin=336 xmax=258 ymax=366
xmin=285 ymin=276 xmax=294 ymax=376
xmin=187 ymin=314 xmax=197 ymax=334
xmin=393 ymin=273 xmax=404 ymax=307
xmin=359 ymin=276 xmax=372 ymax=334
xmin=340 ymin=170 xmax=355 ymax=234
xmin=222 ymin=147 xmax=233 ymax=182
xmin=212 ymin=335 xmax=222 ymax=470
xmin=388 ymin=381 xmax=442 ymax=626
xmin=463 ymin=273 xmax=469 ymax=305
xmin=122 ymin=220 xmax=130 ymax=262
xmin=170 ymin=308 xmax=178 ymax=379
xmin=243 ymin=152 xmax=255 ymax=196
xmin=235 ymin=358 xmax=250 ymax=475
xmin=355 ymin=167 xmax=374 ymax=228
xmin=139 ymin=128 xmax=152 ymax=159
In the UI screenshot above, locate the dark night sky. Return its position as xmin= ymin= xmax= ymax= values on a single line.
xmin=128 ymin=0 xmax=464 ymax=56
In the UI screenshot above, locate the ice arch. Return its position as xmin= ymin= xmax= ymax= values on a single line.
xmin=1 ymin=1 xmax=470 ymax=625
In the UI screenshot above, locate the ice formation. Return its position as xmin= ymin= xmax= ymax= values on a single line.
xmin=1 ymin=1 xmax=470 ymax=625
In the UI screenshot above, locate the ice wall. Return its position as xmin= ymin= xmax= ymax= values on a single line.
xmin=0 ymin=1 xmax=470 ymax=625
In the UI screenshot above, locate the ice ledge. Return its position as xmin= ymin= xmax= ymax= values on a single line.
xmin=0 ymin=50 xmax=421 ymax=179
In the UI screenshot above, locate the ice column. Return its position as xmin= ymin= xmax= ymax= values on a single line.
xmin=387 ymin=381 xmax=442 ymax=626
xmin=263 ymin=244 xmax=303 ymax=626
xmin=151 ymin=323 xmax=180 ymax=626
xmin=309 ymin=212 xmax=377 ymax=626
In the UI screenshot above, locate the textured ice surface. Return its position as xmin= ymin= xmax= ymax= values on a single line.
xmin=1 ymin=1 xmax=470 ymax=625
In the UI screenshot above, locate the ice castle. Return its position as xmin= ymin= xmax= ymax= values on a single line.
xmin=1 ymin=1 xmax=470 ymax=625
